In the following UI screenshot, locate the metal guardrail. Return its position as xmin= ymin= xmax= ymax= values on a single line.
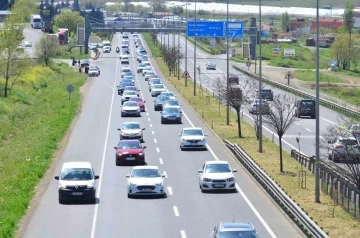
xmin=224 ymin=140 xmax=329 ymax=238
xmin=232 ymin=65 xmax=360 ymax=118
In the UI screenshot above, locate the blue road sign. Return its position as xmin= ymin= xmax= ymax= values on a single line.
xmin=226 ymin=21 xmax=244 ymax=37
xmin=187 ymin=21 xmax=224 ymax=37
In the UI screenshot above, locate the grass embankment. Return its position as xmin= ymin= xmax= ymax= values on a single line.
xmin=294 ymin=70 xmax=343 ymax=83
xmin=0 ymin=63 xmax=86 ymax=237
xmin=143 ymin=33 xmax=360 ymax=237
xmin=56 ymin=46 xmax=88 ymax=60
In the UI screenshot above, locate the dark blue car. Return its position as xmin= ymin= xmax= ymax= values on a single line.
xmin=153 ymin=95 xmax=170 ymax=111
xmin=160 ymin=106 xmax=182 ymax=124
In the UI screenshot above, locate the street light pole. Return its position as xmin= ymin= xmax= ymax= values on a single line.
xmin=226 ymin=0 xmax=230 ymax=125
xmin=173 ymin=13 xmax=175 ymax=49
xmin=178 ymin=15 xmax=180 ymax=80
xmin=258 ymin=0 xmax=263 ymax=153
xmin=193 ymin=0 xmax=197 ymax=96
xmin=185 ymin=2 xmax=188 ymax=87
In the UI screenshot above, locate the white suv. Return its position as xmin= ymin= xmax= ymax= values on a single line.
xmin=54 ymin=161 xmax=99 ymax=204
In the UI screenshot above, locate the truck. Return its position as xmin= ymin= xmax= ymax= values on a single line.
xmin=57 ymin=28 xmax=69 ymax=45
xmin=42 ymin=21 xmax=54 ymax=33
xmin=31 ymin=15 xmax=42 ymax=29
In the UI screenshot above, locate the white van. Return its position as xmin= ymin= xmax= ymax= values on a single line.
xmin=102 ymin=40 xmax=111 ymax=51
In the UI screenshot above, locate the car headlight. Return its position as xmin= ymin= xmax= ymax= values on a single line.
xmin=129 ymin=183 xmax=136 ymax=186
xmin=121 ymin=109 xmax=125 ymax=112
xmin=155 ymin=183 xmax=163 ymax=186
xmin=60 ymin=183 xmax=67 ymax=189
xmin=117 ymin=152 xmax=123 ymax=156
xmin=163 ymin=115 xmax=167 ymax=118
xmin=87 ymin=183 xmax=94 ymax=188
xmin=138 ymin=152 xmax=143 ymax=156
xmin=203 ymin=178 xmax=212 ymax=182
xmin=227 ymin=177 xmax=235 ymax=182
xmin=200 ymin=138 xmax=206 ymax=142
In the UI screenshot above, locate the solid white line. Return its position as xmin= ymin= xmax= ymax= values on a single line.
xmin=101 ymin=79 xmax=114 ymax=90
xmin=149 ymin=124 xmax=152 ymax=127
xmin=173 ymin=206 xmax=179 ymax=216
xmin=159 ymin=158 xmax=163 ymax=164
xmin=90 ymin=34 xmax=121 ymax=238
xmin=294 ymin=122 xmax=300 ymax=125
xmin=167 ymin=186 xmax=173 ymax=195
xmin=321 ymin=116 xmax=339 ymax=126
xmin=156 ymin=147 xmax=160 ymax=153
xmin=181 ymin=110 xmax=277 ymax=238
xmin=180 ymin=230 xmax=187 ymax=238
xmin=305 ymin=128 xmax=312 ymax=132
xmin=154 ymin=138 xmax=157 ymax=143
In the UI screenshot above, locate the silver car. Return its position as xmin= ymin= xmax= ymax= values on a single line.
xmin=121 ymin=90 xmax=138 ymax=104
xmin=121 ymin=101 xmax=141 ymax=117
xmin=328 ymin=135 xmax=360 ymax=163
xmin=206 ymin=62 xmax=216 ymax=70
xmin=160 ymin=91 xmax=176 ymax=100
xmin=118 ymin=122 xmax=145 ymax=142
xmin=249 ymin=99 xmax=270 ymax=115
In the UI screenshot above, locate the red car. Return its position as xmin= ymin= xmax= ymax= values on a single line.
xmin=114 ymin=140 xmax=146 ymax=166
xmin=129 ymin=97 xmax=146 ymax=112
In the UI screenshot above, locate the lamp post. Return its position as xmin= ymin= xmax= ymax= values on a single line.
xmin=315 ymin=0 xmax=320 ymax=204
xmin=193 ymin=0 xmax=197 ymax=96
xmin=226 ymin=0 xmax=230 ymax=125
xmin=185 ymin=2 xmax=188 ymax=87
xmin=258 ymin=0 xmax=263 ymax=153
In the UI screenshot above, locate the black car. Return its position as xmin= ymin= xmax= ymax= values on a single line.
xmin=153 ymin=95 xmax=171 ymax=111
xmin=295 ymin=99 xmax=316 ymax=118
xmin=161 ymin=106 xmax=182 ymax=124
xmin=258 ymin=88 xmax=273 ymax=101
xmin=117 ymin=81 xmax=133 ymax=95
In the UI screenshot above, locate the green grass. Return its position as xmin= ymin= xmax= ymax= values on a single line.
xmin=143 ymin=33 xmax=163 ymax=57
xmin=144 ymin=33 xmax=360 ymax=238
xmin=0 ymin=63 xmax=86 ymax=237
xmin=56 ymin=46 xmax=89 ymax=60
xmin=294 ymin=70 xmax=343 ymax=83
xmin=321 ymin=86 xmax=360 ymax=107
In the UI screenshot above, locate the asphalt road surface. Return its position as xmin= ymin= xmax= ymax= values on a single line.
xmin=22 ymin=23 xmax=44 ymax=58
xmin=160 ymin=33 xmax=348 ymax=169
xmin=22 ymin=33 xmax=303 ymax=238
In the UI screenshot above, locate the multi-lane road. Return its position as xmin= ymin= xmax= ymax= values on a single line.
xmin=21 ymin=33 xmax=304 ymax=238
xmin=22 ymin=23 xmax=43 ymax=58
xmin=160 ymin=33 xmax=344 ymax=162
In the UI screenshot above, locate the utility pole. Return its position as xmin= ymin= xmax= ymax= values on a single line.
xmin=178 ymin=20 xmax=180 ymax=80
xmin=226 ymin=0 xmax=230 ymax=125
xmin=258 ymin=0 xmax=263 ymax=153
xmin=185 ymin=2 xmax=188 ymax=87
xmin=193 ymin=0 xmax=197 ymax=96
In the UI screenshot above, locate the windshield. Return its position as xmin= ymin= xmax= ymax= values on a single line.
xmin=125 ymin=87 xmax=136 ymax=91
xmin=131 ymin=169 xmax=160 ymax=178
xmin=123 ymin=123 xmax=141 ymax=130
xmin=218 ymin=231 xmax=258 ymax=238
xmin=60 ymin=168 xmax=93 ymax=180
xmin=123 ymin=102 xmax=138 ymax=107
xmin=154 ymin=85 xmax=164 ymax=89
xmin=183 ymin=129 xmax=203 ymax=136
xmin=301 ymin=101 xmax=315 ymax=107
xmin=163 ymin=108 xmax=181 ymax=113
xmin=130 ymin=98 xmax=142 ymax=102
xmin=124 ymin=91 xmax=136 ymax=95
xmin=122 ymin=68 xmax=130 ymax=72
xmin=118 ymin=141 xmax=142 ymax=149
xmin=166 ymin=100 xmax=179 ymax=106
xmin=162 ymin=92 xmax=174 ymax=96
xmin=340 ymin=139 xmax=358 ymax=146
xmin=157 ymin=96 xmax=170 ymax=101
xmin=204 ymin=164 xmax=231 ymax=173
xmin=34 ymin=19 xmax=41 ymax=22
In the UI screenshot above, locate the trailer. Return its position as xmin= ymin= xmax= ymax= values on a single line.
xmin=57 ymin=28 xmax=69 ymax=45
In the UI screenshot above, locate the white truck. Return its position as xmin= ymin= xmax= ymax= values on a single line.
xmin=31 ymin=15 xmax=42 ymax=29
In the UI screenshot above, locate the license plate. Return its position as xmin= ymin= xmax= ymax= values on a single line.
xmin=214 ymin=184 xmax=225 ymax=188
xmin=72 ymin=192 xmax=83 ymax=195
xmin=142 ymin=189 xmax=152 ymax=192
xmin=190 ymin=143 xmax=197 ymax=146
xmin=126 ymin=157 xmax=135 ymax=160
xmin=168 ymin=117 xmax=176 ymax=120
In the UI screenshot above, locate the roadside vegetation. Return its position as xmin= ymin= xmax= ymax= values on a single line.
xmin=143 ymin=32 xmax=360 ymax=237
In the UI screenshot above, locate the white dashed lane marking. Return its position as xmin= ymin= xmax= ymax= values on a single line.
xmin=159 ymin=158 xmax=163 ymax=164
xmin=173 ymin=206 xmax=179 ymax=216
xmin=156 ymin=147 xmax=160 ymax=153
xmin=151 ymin=131 xmax=155 ymax=134
xmin=305 ymin=128 xmax=312 ymax=132
xmin=180 ymin=230 xmax=187 ymax=238
xmin=154 ymin=138 xmax=157 ymax=143
xmin=149 ymin=124 xmax=152 ymax=127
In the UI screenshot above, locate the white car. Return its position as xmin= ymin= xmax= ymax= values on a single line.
xmin=179 ymin=127 xmax=207 ymax=150
xmin=118 ymin=122 xmax=145 ymax=142
xmin=198 ymin=161 xmax=237 ymax=192
xmin=24 ymin=41 xmax=32 ymax=47
xmin=121 ymin=66 xmax=132 ymax=77
xmin=121 ymin=101 xmax=141 ymax=117
xmin=103 ymin=46 xmax=110 ymax=53
xmin=160 ymin=91 xmax=176 ymax=100
xmin=120 ymin=55 xmax=130 ymax=64
xmin=121 ymin=90 xmax=138 ymax=104
xmin=137 ymin=64 xmax=151 ymax=73
xmin=54 ymin=161 xmax=99 ymax=204
xmin=142 ymin=69 xmax=153 ymax=76
xmin=142 ymin=61 xmax=151 ymax=68
xmin=151 ymin=84 xmax=167 ymax=96
xmin=88 ymin=67 xmax=100 ymax=77
xmin=126 ymin=166 xmax=166 ymax=198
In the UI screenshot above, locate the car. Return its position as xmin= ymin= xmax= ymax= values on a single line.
xmin=88 ymin=67 xmax=100 ymax=76
xmin=142 ymin=69 xmax=153 ymax=77
xmin=89 ymin=43 xmax=97 ymax=50
xmin=347 ymin=123 xmax=360 ymax=141
xmin=121 ymin=90 xmax=138 ymax=104
xmin=121 ymin=101 xmax=141 ymax=117
xmin=142 ymin=61 xmax=151 ymax=68
xmin=136 ymin=42 xmax=143 ymax=48
xmin=102 ymin=40 xmax=111 ymax=51
xmin=327 ymin=135 xmax=360 ymax=163
xmin=198 ymin=161 xmax=237 ymax=192
xmin=124 ymin=86 xmax=140 ymax=96
xmin=145 ymin=72 xmax=157 ymax=81
xmin=137 ymin=64 xmax=151 ymax=73
xmin=148 ymin=76 xmax=161 ymax=82
xmin=161 ymin=106 xmax=182 ymax=124
xmin=137 ymin=49 xmax=147 ymax=56
xmin=120 ymin=55 xmax=130 ymax=64
xmin=248 ymin=99 xmax=270 ymax=115
xmin=121 ymin=67 xmax=132 ymax=77
xmin=160 ymin=91 xmax=176 ymax=100
xmin=257 ymin=88 xmax=274 ymax=101
xmin=151 ymin=84 xmax=167 ymax=96
xmin=179 ymin=127 xmax=207 ymax=150
xmin=133 ymin=32 xmax=139 ymax=37
xmin=24 ymin=41 xmax=32 ymax=47
xmin=126 ymin=166 xmax=166 ymax=198
xmin=121 ymin=45 xmax=129 ymax=54
xmin=122 ymin=32 xmax=129 ymax=39
xmin=206 ymin=62 xmax=216 ymax=70
xmin=122 ymin=40 xmax=129 ymax=46
xmin=123 ymin=76 xmax=135 ymax=84
xmin=118 ymin=122 xmax=145 ymax=142
xmin=294 ymin=99 xmax=316 ymax=119
xmin=129 ymin=97 xmax=146 ymax=112
xmin=117 ymin=81 xmax=133 ymax=95
xmin=137 ymin=54 xmax=146 ymax=62
xmin=209 ymin=222 xmax=259 ymax=238
xmin=149 ymin=80 xmax=163 ymax=91
xmin=80 ymin=59 xmax=90 ymax=68
xmin=153 ymin=95 xmax=171 ymax=111
xmin=164 ymin=100 xmax=182 ymax=108
xmin=138 ymin=55 xmax=149 ymax=63
xmin=54 ymin=161 xmax=99 ymax=204
xmin=114 ymin=140 xmax=146 ymax=166
xmin=103 ymin=46 xmax=111 ymax=53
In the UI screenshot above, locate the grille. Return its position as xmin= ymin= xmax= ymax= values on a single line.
xmin=137 ymin=185 xmax=155 ymax=190
xmin=212 ymin=180 xmax=226 ymax=183
xmin=186 ymin=139 xmax=201 ymax=143
xmin=125 ymin=110 xmax=137 ymax=113
xmin=66 ymin=185 xmax=87 ymax=189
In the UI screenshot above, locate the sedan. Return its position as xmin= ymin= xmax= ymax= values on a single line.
xmin=161 ymin=106 xmax=182 ymax=124
xmin=124 ymin=86 xmax=140 ymax=96
xmin=160 ymin=91 xmax=176 ymax=100
xmin=88 ymin=67 xmax=100 ymax=77
xmin=122 ymin=71 xmax=133 ymax=79
xmin=151 ymin=84 xmax=167 ymax=97
xmin=121 ymin=101 xmax=141 ymax=117
xmin=164 ymin=100 xmax=182 ymax=108
xmin=126 ymin=166 xmax=166 ymax=198
xmin=139 ymin=55 xmax=149 ymax=63
xmin=129 ymin=97 xmax=146 ymax=112
xmin=210 ymin=222 xmax=259 ymax=238
xmin=179 ymin=127 xmax=207 ymax=150
xmin=148 ymin=78 xmax=162 ymax=86
xmin=198 ymin=161 xmax=237 ymax=192
xmin=114 ymin=140 xmax=146 ymax=166
xmin=153 ymin=95 xmax=171 ymax=111
xmin=118 ymin=122 xmax=145 ymax=142
xmin=24 ymin=41 xmax=32 ymax=47
xmin=206 ymin=62 xmax=216 ymax=70
xmin=137 ymin=64 xmax=151 ymax=73
xmin=117 ymin=81 xmax=133 ymax=95
xmin=121 ymin=90 xmax=138 ymax=104
xmin=142 ymin=69 xmax=153 ymax=77
xmin=103 ymin=46 xmax=110 ymax=53
xmin=145 ymin=72 xmax=156 ymax=81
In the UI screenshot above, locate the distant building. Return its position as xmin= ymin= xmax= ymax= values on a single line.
xmin=311 ymin=17 xmax=343 ymax=31
xmin=289 ymin=18 xmax=307 ymax=31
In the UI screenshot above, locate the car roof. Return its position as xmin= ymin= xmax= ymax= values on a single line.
xmin=338 ymin=136 xmax=357 ymax=140
xmin=205 ymin=160 xmax=229 ymax=165
xmin=62 ymin=161 xmax=92 ymax=169
xmin=183 ymin=127 xmax=203 ymax=131
xmin=123 ymin=121 xmax=140 ymax=125
xmin=163 ymin=105 xmax=180 ymax=109
xmin=132 ymin=165 xmax=159 ymax=170
xmin=219 ymin=222 xmax=255 ymax=232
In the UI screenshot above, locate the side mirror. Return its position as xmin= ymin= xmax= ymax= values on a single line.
xmin=178 ymin=134 xmax=181 ymax=136
xmin=142 ymin=128 xmax=145 ymax=130
xmin=198 ymin=169 xmax=203 ymax=173
xmin=117 ymin=128 xmax=121 ymax=131
xmin=117 ymin=86 xmax=119 ymax=87
xmin=125 ymin=174 xmax=130 ymax=178
xmin=160 ymin=111 xmax=163 ymax=114
xmin=232 ymin=169 xmax=238 ymax=173
xmin=144 ymin=101 xmax=146 ymax=103
xmin=54 ymin=176 xmax=59 ymax=180
xmin=161 ymin=173 xmax=166 ymax=178
xmin=95 ymin=175 xmax=99 ymax=180
xmin=205 ymin=134 xmax=208 ymax=136
xmin=114 ymin=146 xmax=117 ymax=149
xmin=143 ymin=146 xmax=147 ymax=149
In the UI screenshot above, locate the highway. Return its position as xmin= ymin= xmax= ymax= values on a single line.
xmin=21 ymin=32 xmax=303 ymax=238
xmin=22 ymin=23 xmax=43 ymax=58
xmin=160 ymin=33 xmax=345 ymax=162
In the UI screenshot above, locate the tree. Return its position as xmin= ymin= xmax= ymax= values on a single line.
xmin=343 ymin=2 xmax=355 ymax=70
xmin=0 ymin=14 xmax=30 ymax=97
xmin=124 ymin=0 xmax=131 ymax=12
xmin=35 ymin=35 xmax=59 ymax=66
xmin=330 ymin=34 xmax=352 ymax=70
xmin=262 ymin=94 xmax=298 ymax=172
xmin=0 ymin=0 xmax=9 ymax=10
xmin=54 ymin=11 xmax=84 ymax=36
xmin=172 ymin=6 xmax=183 ymax=16
xmin=11 ymin=0 xmax=38 ymax=22
xmin=73 ymin=0 xmax=80 ymax=11
xmin=280 ymin=12 xmax=289 ymax=32
xmin=148 ymin=0 xmax=167 ymax=12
